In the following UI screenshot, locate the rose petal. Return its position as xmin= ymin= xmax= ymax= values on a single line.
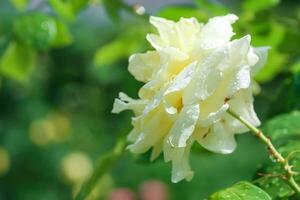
xmin=127 ymin=105 xmax=173 ymax=154
xmin=148 ymin=16 xmax=201 ymax=53
xmin=163 ymin=62 xmax=197 ymax=114
xmin=225 ymin=89 xmax=261 ymax=133
xmin=251 ymin=47 xmax=270 ymax=75
xmin=196 ymin=14 xmax=238 ymax=50
xmin=167 ymin=104 xmax=200 ymax=147
xmin=183 ymin=48 xmax=224 ymax=104
xmin=112 ymin=92 xmax=147 ymax=115
xmin=196 ymin=122 xmax=237 ymax=154
xmin=198 ymin=103 xmax=229 ymax=127
xmin=128 ymin=51 xmax=161 ymax=82
xmin=170 ymin=141 xmax=194 ymax=183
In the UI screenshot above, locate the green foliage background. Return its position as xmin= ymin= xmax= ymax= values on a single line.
xmin=0 ymin=0 xmax=300 ymax=199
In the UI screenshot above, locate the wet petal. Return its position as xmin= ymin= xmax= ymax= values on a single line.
xmin=148 ymin=16 xmax=201 ymax=53
xmin=149 ymin=16 xmax=176 ymax=46
xmin=127 ymin=105 xmax=173 ymax=154
xmin=196 ymin=14 xmax=238 ymax=50
xmin=146 ymin=33 xmax=166 ymax=50
xmin=194 ymin=36 xmax=253 ymax=119
xmin=164 ymin=61 xmax=197 ymax=95
xmin=196 ymin=122 xmax=237 ymax=154
xmin=128 ymin=51 xmax=161 ymax=82
xmin=160 ymin=47 xmax=189 ymax=61
xmin=168 ymin=104 xmax=200 ymax=147
xmin=171 ymin=140 xmax=194 ymax=183
xmin=198 ymin=103 xmax=229 ymax=127
xmin=127 ymin=117 xmax=142 ymax=142
xmin=150 ymin=140 xmax=163 ymax=161
xmin=183 ymin=48 xmax=224 ymax=104
xmin=163 ymin=62 xmax=197 ymax=114
xmin=219 ymin=36 xmax=253 ymax=94
xmin=226 ymin=89 xmax=260 ymax=133
xmin=251 ymin=47 xmax=270 ymax=75
xmin=175 ymin=17 xmax=202 ymax=52
xmin=185 ymin=35 xmax=253 ymax=105
xmin=112 ymin=92 xmax=147 ymax=115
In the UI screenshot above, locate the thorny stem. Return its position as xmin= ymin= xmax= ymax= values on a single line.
xmin=227 ymin=109 xmax=300 ymax=197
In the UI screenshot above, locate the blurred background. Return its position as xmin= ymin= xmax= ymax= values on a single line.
xmin=0 ymin=0 xmax=300 ymax=199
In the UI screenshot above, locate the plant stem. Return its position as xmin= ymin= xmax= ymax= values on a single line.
xmin=74 ymin=137 xmax=126 ymax=200
xmin=226 ymin=108 xmax=300 ymax=197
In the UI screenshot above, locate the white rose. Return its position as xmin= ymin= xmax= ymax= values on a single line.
xmin=112 ymin=14 xmax=268 ymax=183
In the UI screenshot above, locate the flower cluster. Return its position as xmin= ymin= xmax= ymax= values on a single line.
xmin=112 ymin=14 xmax=268 ymax=183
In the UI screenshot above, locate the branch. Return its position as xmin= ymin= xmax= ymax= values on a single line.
xmin=227 ymin=108 xmax=300 ymax=197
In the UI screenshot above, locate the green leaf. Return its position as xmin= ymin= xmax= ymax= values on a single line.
xmin=93 ymin=28 xmax=148 ymax=67
xmin=256 ymin=141 xmax=300 ymax=199
xmin=291 ymin=61 xmax=300 ymax=74
xmin=10 ymin=0 xmax=28 ymax=10
xmin=252 ymin=22 xmax=287 ymax=82
xmin=94 ymin=38 xmax=133 ymax=67
xmin=52 ymin=20 xmax=73 ymax=47
xmin=0 ymin=42 xmax=36 ymax=82
xmin=255 ymin=112 xmax=300 ymax=199
xmin=243 ymin=0 xmax=280 ymax=13
xmin=252 ymin=22 xmax=285 ymax=48
xmin=13 ymin=13 xmax=57 ymax=50
xmin=102 ymin=0 xmax=125 ymax=22
xmin=262 ymin=76 xmax=300 ymax=118
xmin=194 ymin=0 xmax=229 ymax=16
xmin=70 ymin=0 xmax=89 ymax=13
xmin=209 ymin=181 xmax=271 ymax=200
xmin=158 ymin=6 xmax=207 ymax=21
xmin=49 ymin=0 xmax=74 ymax=21
xmin=264 ymin=111 xmax=300 ymax=141
xmin=49 ymin=0 xmax=89 ymax=21
xmin=0 ymin=35 xmax=10 ymax=56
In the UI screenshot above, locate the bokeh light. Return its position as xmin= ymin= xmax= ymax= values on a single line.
xmin=0 ymin=147 xmax=10 ymax=176
xmin=62 ymin=152 xmax=93 ymax=184
xmin=29 ymin=112 xmax=71 ymax=146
